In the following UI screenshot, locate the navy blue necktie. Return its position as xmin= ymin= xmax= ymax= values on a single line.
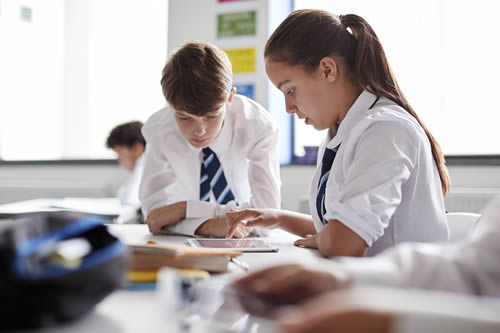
xmin=316 ymin=145 xmax=340 ymax=225
xmin=200 ymin=147 xmax=237 ymax=205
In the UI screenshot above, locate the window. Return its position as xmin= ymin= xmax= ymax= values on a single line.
xmin=0 ymin=0 xmax=167 ymax=160
xmin=293 ymin=0 xmax=500 ymax=162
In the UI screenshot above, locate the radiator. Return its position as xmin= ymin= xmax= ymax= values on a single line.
xmin=297 ymin=190 xmax=500 ymax=215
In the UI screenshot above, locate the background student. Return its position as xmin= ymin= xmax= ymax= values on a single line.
xmin=227 ymin=9 xmax=450 ymax=257
xmin=232 ymin=195 xmax=500 ymax=333
xmin=139 ymin=42 xmax=281 ymax=237
xmin=106 ymin=120 xmax=145 ymax=207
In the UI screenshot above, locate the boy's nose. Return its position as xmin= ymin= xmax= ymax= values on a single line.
xmin=194 ymin=124 xmax=206 ymax=136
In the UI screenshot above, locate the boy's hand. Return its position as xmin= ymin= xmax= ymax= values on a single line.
xmin=146 ymin=201 xmax=187 ymax=234
xmin=196 ymin=217 xmax=252 ymax=238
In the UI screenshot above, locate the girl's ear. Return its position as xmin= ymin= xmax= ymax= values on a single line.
xmin=227 ymin=87 xmax=237 ymax=103
xmin=319 ymin=56 xmax=338 ymax=83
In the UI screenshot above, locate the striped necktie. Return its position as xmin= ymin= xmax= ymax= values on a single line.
xmin=200 ymin=147 xmax=237 ymax=205
xmin=316 ymin=144 xmax=340 ymax=225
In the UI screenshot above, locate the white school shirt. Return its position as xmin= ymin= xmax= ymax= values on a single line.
xmin=117 ymin=153 xmax=144 ymax=208
xmin=340 ymin=196 xmax=500 ymax=297
xmin=337 ymin=197 xmax=500 ymax=333
xmin=139 ymin=94 xmax=281 ymax=235
xmin=309 ymin=90 xmax=448 ymax=256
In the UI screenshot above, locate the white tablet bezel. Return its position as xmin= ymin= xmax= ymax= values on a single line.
xmin=187 ymin=238 xmax=279 ymax=252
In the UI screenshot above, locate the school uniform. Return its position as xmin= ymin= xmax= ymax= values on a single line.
xmin=336 ymin=197 xmax=500 ymax=333
xmin=139 ymin=94 xmax=281 ymax=235
xmin=310 ymin=90 xmax=449 ymax=256
xmin=339 ymin=196 xmax=500 ymax=297
xmin=117 ymin=153 xmax=144 ymax=208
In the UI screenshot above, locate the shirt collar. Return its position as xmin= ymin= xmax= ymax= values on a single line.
xmin=326 ymin=90 xmax=378 ymax=149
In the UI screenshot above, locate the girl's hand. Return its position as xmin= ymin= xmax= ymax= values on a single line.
xmin=195 ymin=217 xmax=252 ymax=238
xmin=225 ymin=208 xmax=281 ymax=239
xmin=294 ymin=234 xmax=319 ymax=249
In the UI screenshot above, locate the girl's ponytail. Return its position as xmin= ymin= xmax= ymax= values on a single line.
xmin=343 ymin=14 xmax=450 ymax=195
xmin=266 ymin=10 xmax=450 ymax=195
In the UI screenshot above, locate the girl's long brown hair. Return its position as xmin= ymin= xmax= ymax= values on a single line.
xmin=265 ymin=9 xmax=450 ymax=195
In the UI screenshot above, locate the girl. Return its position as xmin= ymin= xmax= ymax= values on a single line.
xmin=226 ymin=9 xmax=450 ymax=257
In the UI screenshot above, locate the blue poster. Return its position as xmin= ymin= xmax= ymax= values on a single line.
xmin=234 ymin=83 xmax=255 ymax=100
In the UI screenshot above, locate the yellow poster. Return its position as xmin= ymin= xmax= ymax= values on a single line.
xmin=224 ymin=48 xmax=256 ymax=74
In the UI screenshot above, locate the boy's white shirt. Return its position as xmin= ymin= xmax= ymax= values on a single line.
xmin=117 ymin=153 xmax=144 ymax=208
xmin=309 ymin=90 xmax=449 ymax=256
xmin=139 ymin=94 xmax=281 ymax=235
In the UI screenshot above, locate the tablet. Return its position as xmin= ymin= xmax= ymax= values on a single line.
xmin=187 ymin=238 xmax=279 ymax=252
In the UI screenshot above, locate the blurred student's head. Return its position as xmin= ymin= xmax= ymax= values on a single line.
xmin=161 ymin=42 xmax=236 ymax=148
xmin=106 ymin=121 xmax=145 ymax=171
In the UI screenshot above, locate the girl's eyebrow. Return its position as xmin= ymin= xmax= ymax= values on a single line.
xmin=277 ymin=80 xmax=291 ymax=90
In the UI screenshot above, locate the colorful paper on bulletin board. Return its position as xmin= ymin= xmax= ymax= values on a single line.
xmin=234 ymin=83 xmax=255 ymax=100
xmin=224 ymin=48 xmax=255 ymax=73
xmin=217 ymin=11 xmax=256 ymax=38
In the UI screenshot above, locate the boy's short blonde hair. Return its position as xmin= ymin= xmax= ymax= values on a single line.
xmin=161 ymin=42 xmax=233 ymax=116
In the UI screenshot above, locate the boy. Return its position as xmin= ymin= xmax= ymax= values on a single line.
xmin=106 ymin=120 xmax=145 ymax=207
xmin=139 ymin=42 xmax=280 ymax=237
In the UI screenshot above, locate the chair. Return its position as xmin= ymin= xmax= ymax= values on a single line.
xmin=446 ymin=212 xmax=481 ymax=242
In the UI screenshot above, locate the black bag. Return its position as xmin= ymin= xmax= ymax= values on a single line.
xmin=0 ymin=212 xmax=129 ymax=330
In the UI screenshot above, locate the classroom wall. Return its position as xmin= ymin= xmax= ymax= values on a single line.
xmin=1 ymin=0 xmax=500 ymax=213
xmin=1 ymin=163 xmax=500 ymax=213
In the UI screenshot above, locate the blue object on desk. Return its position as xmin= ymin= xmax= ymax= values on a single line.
xmin=125 ymin=282 xmax=157 ymax=290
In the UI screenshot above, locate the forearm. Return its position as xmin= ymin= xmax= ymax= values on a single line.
xmin=278 ymin=211 xmax=316 ymax=237
xmin=316 ymin=220 xmax=367 ymax=258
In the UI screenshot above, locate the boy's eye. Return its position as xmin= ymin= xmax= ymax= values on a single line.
xmin=179 ymin=117 xmax=191 ymax=121
xmin=206 ymin=115 xmax=218 ymax=119
xmin=286 ymin=89 xmax=295 ymax=96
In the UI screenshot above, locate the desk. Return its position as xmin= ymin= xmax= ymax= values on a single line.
xmin=19 ymin=225 xmax=321 ymax=333
xmin=0 ymin=198 xmax=139 ymax=224
xmin=107 ymin=224 xmax=322 ymax=272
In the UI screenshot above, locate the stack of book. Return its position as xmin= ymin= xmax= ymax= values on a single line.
xmin=128 ymin=241 xmax=242 ymax=273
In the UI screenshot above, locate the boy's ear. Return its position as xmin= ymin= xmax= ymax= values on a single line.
xmin=319 ymin=57 xmax=338 ymax=83
xmin=227 ymin=87 xmax=237 ymax=103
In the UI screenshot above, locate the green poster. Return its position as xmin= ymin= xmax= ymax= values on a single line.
xmin=217 ymin=11 xmax=256 ymax=38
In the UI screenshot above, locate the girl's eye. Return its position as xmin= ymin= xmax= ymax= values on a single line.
xmin=287 ymin=89 xmax=295 ymax=96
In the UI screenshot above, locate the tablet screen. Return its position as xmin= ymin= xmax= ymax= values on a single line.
xmin=188 ymin=239 xmax=279 ymax=252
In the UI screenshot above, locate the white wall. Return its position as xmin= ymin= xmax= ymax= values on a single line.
xmin=1 ymin=0 xmax=500 ymax=214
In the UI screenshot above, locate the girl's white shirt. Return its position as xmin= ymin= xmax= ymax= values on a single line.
xmin=139 ymin=94 xmax=281 ymax=235
xmin=309 ymin=90 xmax=449 ymax=256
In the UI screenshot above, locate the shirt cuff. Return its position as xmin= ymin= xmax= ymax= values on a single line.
xmin=186 ymin=200 xmax=216 ymax=219
xmin=336 ymin=257 xmax=403 ymax=287
xmin=167 ymin=217 xmax=206 ymax=236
